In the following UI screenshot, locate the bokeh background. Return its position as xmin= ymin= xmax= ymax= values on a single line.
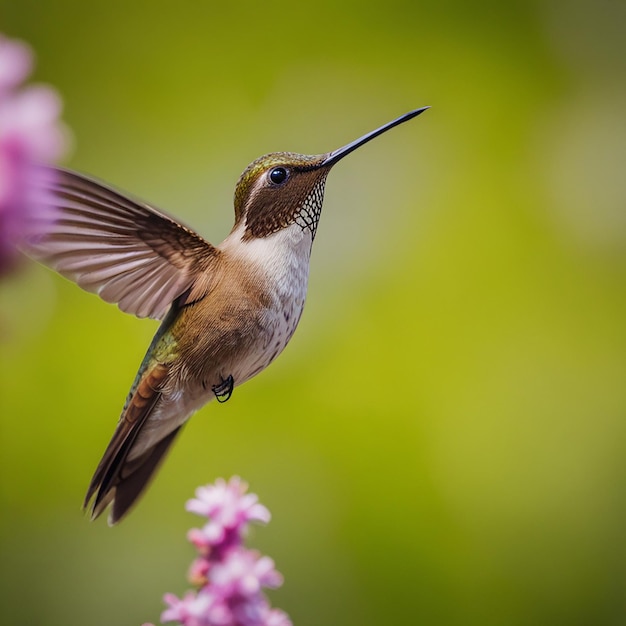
xmin=2 ymin=1 xmax=626 ymax=624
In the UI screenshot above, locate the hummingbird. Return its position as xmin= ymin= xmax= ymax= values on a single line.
xmin=24 ymin=107 xmax=429 ymax=524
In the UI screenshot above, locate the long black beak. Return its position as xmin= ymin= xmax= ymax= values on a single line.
xmin=322 ymin=106 xmax=429 ymax=167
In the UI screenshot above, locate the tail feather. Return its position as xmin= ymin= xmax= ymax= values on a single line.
xmin=84 ymin=361 xmax=175 ymax=523
xmin=107 ymin=426 xmax=182 ymax=524
xmin=86 ymin=418 xmax=183 ymax=524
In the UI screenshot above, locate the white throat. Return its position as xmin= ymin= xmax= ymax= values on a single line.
xmin=219 ymin=221 xmax=313 ymax=301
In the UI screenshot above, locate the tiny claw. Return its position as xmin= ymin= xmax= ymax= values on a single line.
xmin=212 ymin=375 xmax=234 ymax=403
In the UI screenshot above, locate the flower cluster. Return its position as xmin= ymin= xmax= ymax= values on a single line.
xmin=0 ymin=33 xmax=67 ymax=275
xmin=160 ymin=477 xmax=292 ymax=626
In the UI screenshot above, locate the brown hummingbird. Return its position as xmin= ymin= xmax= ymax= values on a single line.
xmin=24 ymin=107 xmax=429 ymax=523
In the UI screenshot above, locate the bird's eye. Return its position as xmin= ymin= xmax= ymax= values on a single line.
xmin=268 ymin=167 xmax=288 ymax=185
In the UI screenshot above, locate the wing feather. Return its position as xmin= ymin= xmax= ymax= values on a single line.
xmin=23 ymin=167 xmax=221 ymax=319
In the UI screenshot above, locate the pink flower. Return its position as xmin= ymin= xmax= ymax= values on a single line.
xmin=210 ymin=548 xmax=283 ymax=598
xmin=162 ymin=591 xmax=231 ymax=626
xmin=186 ymin=477 xmax=271 ymax=550
xmin=158 ymin=478 xmax=291 ymax=626
xmin=262 ymin=610 xmax=292 ymax=626
xmin=188 ymin=556 xmax=210 ymax=587
xmin=0 ymin=36 xmax=32 ymax=92
xmin=229 ymin=595 xmax=291 ymax=626
xmin=0 ymin=34 xmax=67 ymax=275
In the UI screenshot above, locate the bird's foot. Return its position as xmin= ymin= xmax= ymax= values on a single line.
xmin=212 ymin=375 xmax=234 ymax=403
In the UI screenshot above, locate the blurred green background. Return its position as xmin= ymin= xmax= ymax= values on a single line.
xmin=2 ymin=1 xmax=626 ymax=624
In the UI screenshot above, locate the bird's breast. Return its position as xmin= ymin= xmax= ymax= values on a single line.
xmin=179 ymin=224 xmax=314 ymax=394
xmin=229 ymin=257 xmax=309 ymax=385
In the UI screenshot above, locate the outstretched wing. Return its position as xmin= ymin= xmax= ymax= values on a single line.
xmin=23 ymin=166 xmax=220 ymax=319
